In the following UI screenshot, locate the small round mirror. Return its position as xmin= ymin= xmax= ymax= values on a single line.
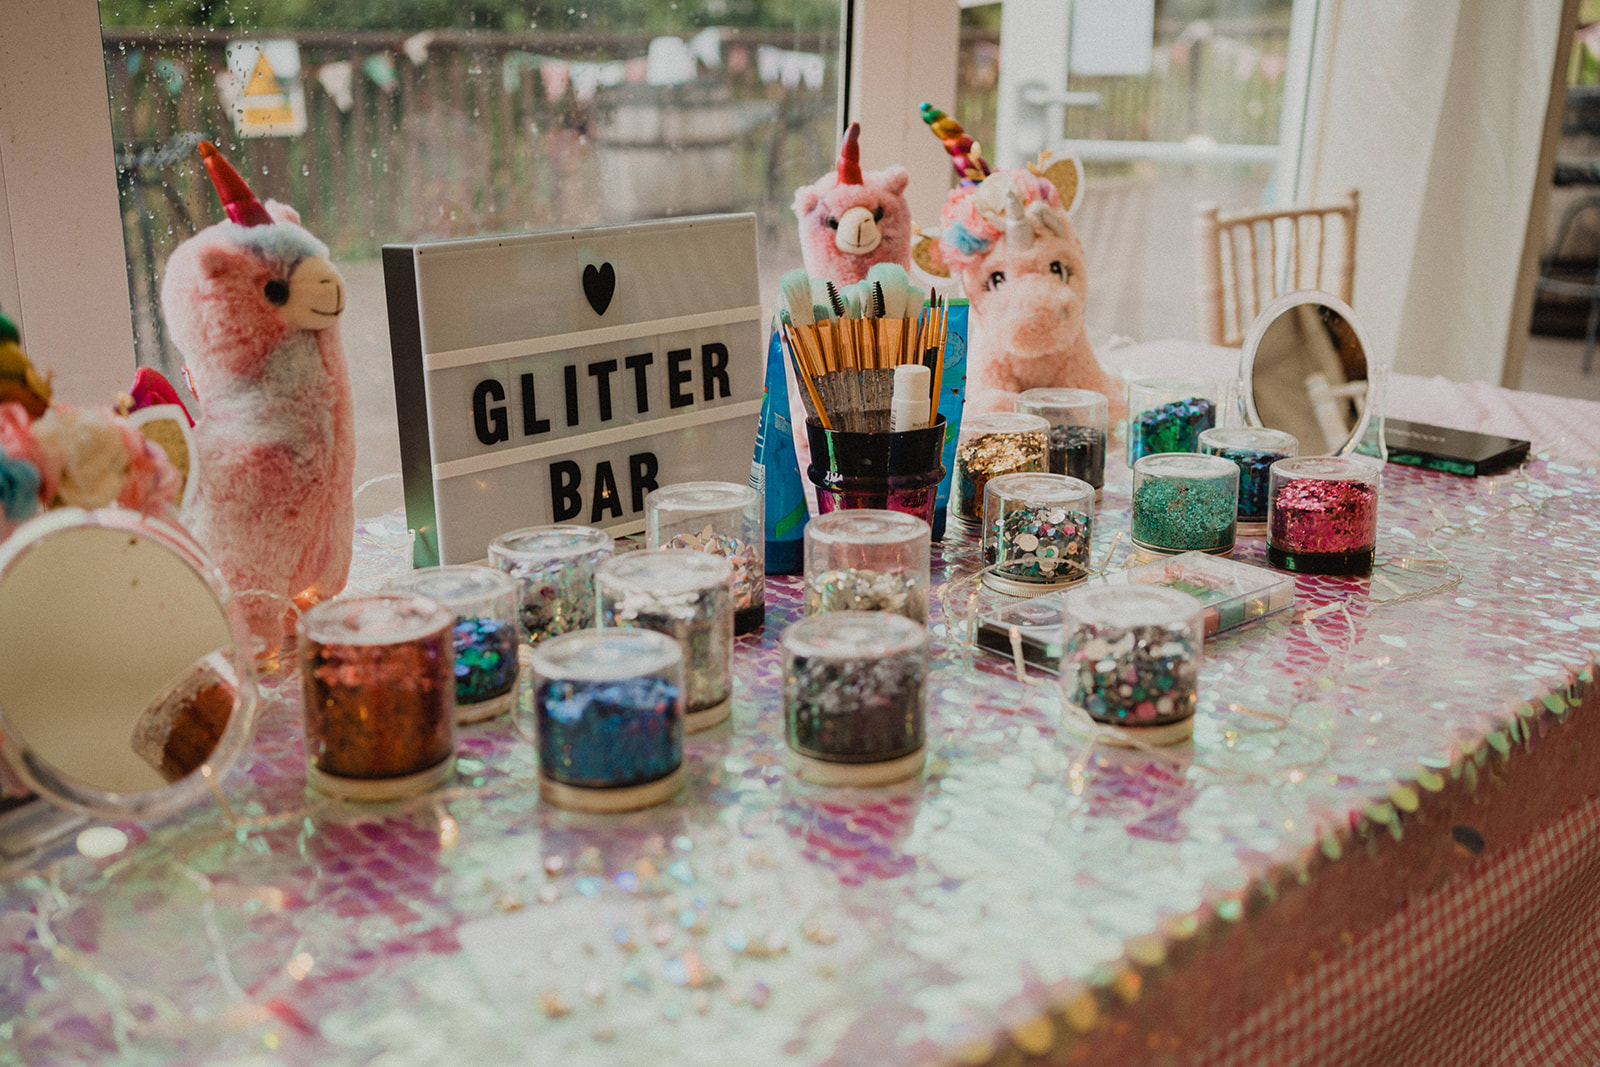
xmin=1239 ymin=290 xmax=1376 ymax=456
xmin=0 ymin=509 xmax=256 ymax=821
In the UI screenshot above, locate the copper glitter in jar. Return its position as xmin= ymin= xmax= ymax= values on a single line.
xmin=951 ymin=412 xmax=1049 ymax=533
xmin=1267 ymin=456 xmax=1380 ymax=575
xmin=299 ymin=594 xmax=457 ymax=801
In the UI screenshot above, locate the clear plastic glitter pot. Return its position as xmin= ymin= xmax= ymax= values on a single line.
xmin=529 ymin=629 xmax=685 ymax=813
xmin=1267 ymin=456 xmax=1381 ymax=575
xmin=981 ymin=472 xmax=1096 ymax=595
xmin=1126 ymin=376 xmax=1221 ymax=467
xmin=645 ymin=481 xmax=765 ymax=634
xmin=488 ymin=525 xmax=614 ymax=647
xmin=780 ymin=611 xmax=928 ymax=786
xmin=1130 ymin=452 xmax=1240 ymax=560
xmin=299 ymin=594 xmax=458 ymax=801
xmin=383 ymin=565 xmax=519 ymax=723
xmin=597 ymin=549 xmax=734 ymax=732
xmin=1199 ymin=426 xmax=1299 ymax=533
xmin=1015 ymin=387 xmax=1108 ymax=498
xmin=1060 ymin=584 xmax=1205 ymax=746
xmin=803 ymin=509 xmax=931 ymax=624
xmin=951 ymin=412 xmax=1049 ymax=534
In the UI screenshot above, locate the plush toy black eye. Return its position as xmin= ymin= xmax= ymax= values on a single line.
xmin=826 ymin=217 xmax=839 ymax=231
xmin=987 ymin=271 xmax=1006 ymax=290
xmin=264 ymin=279 xmax=290 ymax=306
xmin=1049 ymin=261 xmax=1070 ymax=281
xmin=873 ymin=206 xmax=884 ymax=222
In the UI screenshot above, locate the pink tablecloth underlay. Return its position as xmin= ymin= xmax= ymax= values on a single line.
xmin=1104 ymin=339 xmax=1600 ymax=461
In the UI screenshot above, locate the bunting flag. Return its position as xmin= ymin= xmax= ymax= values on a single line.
xmin=317 ymin=60 xmax=355 ymax=112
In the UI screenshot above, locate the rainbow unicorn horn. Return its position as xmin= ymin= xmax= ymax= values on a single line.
xmin=199 ymin=141 xmax=274 ymax=227
xmin=918 ymin=102 xmax=991 ymax=187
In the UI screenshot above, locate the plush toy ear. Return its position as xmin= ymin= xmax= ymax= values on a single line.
xmin=1038 ymin=156 xmax=1084 ymax=215
xmin=911 ymin=227 xmax=951 ymax=279
xmin=793 ymin=187 xmax=820 ymax=218
xmin=264 ymin=199 xmax=302 ymax=226
xmin=881 ymin=165 xmax=910 ymax=195
xmin=195 ymin=242 xmax=245 ymax=281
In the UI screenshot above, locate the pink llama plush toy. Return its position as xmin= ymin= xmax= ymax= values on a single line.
xmin=914 ymin=104 xmax=1124 ymax=418
xmin=793 ymin=122 xmax=913 ymax=284
xmin=161 ymin=142 xmax=353 ymax=650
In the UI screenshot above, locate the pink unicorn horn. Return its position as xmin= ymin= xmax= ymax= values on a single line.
xmin=836 ymin=122 xmax=864 ymax=185
xmin=199 ymin=141 xmax=274 ymax=227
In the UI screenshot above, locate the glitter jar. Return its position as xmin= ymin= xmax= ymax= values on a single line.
xmin=530 ymin=629 xmax=685 ymax=812
xmin=781 ymin=611 xmax=927 ymax=786
xmin=299 ymin=594 xmax=457 ymax=800
xmin=1061 ymin=585 xmax=1205 ymax=745
xmin=645 ymin=481 xmax=765 ymax=634
xmin=803 ymin=509 xmax=931 ymax=623
xmin=1131 ymin=453 xmax=1240 ymax=559
xmin=1127 ymin=376 xmax=1221 ymax=466
xmin=1199 ymin=426 xmax=1299 ymax=533
xmin=951 ymin=412 xmax=1049 ymax=533
xmin=1267 ymin=456 xmax=1380 ymax=575
xmin=383 ymin=565 xmax=519 ymax=723
xmin=981 ymin=472 xmax=1096 ymax=595
xmin=489 ymin=525 xmax=614 ymax=646
xmin=597 ymin=549 xmax=734 ymax=732
xmin=1015 ymin=387 xmax=1107 ymax=497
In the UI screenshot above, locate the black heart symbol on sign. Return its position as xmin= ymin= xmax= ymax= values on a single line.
xmin=582 ymin=262 xmax=616 ymax=316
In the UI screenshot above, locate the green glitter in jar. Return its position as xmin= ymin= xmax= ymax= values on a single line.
xmin=1132 ymin=476 xmax=1237 ymax=554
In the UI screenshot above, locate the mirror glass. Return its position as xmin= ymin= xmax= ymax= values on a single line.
xmin=1239 ymin=290 xmax=1377 ymax=457
xmin=0 ymin=510 xmax=256 ymax=821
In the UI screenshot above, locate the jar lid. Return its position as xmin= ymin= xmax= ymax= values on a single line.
xmin=384 ymin=564 xmax=514 ymax=610
xmin=646 ymin=481 xmax=759 ymax=513
xmin=780 ymin=610 xmax=927 ymax=660
xmin=531 ymin=628 xmax=682 ymax=681
xmin=1064 ymin=584 xmax=1204 ymax=630
xmin=300 ymin=594 xmax=454 ymax=647
xmin=984 ymin=472 xmax=1096 ymax=505
xmin=1199 ymin=427 xmax=1297 ymax=452
xmin=1134 ymin=453 xmax=1240 ymax=482
xmin=1272 ymin=456 xmax=1380 ymax=482
xmin=806 ymin=509 xmax=929 ymax=546
xmin=960 ymin=412 xmax=1050 ymax=437
xmin=1016 ymin=387 xmax=1108 ymax=411
xmin=598 ymin=547 xmax=732 ymax=595
xmin=491 ymin=524 xmax=614 ymax=562
xmin=1130 ymin=375 xmax=1217 ymax=394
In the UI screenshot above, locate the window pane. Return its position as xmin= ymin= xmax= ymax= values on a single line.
xmin=100 ymin=3 xmax=841 ymax=489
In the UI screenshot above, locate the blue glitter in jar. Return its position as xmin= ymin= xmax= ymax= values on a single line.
xmin=1199 ymin=427 xmax=1298 ymax=524
xmin=531 ymin=630 xmax=684 ymax=791
xmin=381 ymin=563 xmax=521 ymax=722
xmin=452 ymin=617 xmax=517 ymax=704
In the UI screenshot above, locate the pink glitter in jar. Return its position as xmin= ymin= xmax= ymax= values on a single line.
xmin=1266 ymin=457 xmax=1380 ymax=576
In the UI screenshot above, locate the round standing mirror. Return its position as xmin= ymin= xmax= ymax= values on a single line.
xmin=0 ymin=508 xmax=257 ymax=822
xmin=1239 ymin=290 xmax=1380 ymax=457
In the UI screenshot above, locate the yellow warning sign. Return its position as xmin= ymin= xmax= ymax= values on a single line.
xmin=225 ymin=40 xmax=307 ymax=138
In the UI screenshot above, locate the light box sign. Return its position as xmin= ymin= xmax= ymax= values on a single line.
xmin=385 ymin=215 xmax=764 ymax=567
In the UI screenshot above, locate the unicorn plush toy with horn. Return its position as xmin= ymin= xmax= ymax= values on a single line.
xmin=912 ymin=104 xmax=1123 ymax=418
xmin=793 ymin=122 xmax=914 ymax=284
xmin=161 ymin=142 xmax=354 ymax=652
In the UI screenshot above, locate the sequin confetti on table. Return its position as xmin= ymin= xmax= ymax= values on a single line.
xmin=6 ymin=448 xmax=1600 ymax=1066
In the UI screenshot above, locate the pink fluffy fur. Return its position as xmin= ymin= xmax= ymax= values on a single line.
xmin=793 ymin=166 xmax=913 ymax=284
xmin=161 ymin=201 xmax=354 ymax=648
xmin=936 ymin=170 xmax=1124 ymax=419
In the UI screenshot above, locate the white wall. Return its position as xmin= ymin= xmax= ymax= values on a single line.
xmin=1298 ymin=0 xmax=1564 ymax=384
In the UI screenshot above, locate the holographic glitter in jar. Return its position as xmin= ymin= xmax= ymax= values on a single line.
xmin=489 ymin=525 xmax=614 ymax=646
xmin=781 ymin=611 xmax=927 ymax=786
xmin=803 ymin=509 xmax=930 ymax=624
xmin=951 ymin=412 xmax=1049 ymax=534
xmin=299 ymin=594 xmax=457 ymax=800
xmin=1061 ymin=585 xmax=1204 ymax=746
xmin=1127 ymin=376 xmax=1220 ymax=466
xmin=1199 ymin=426 xmax=1299 ymax=532
xmin=1267 ymin=456 xmax=1381 ymax=575
xmin=1131 ymin=453 xmax=1240 ymax=559
xmin=597 ymin=549 xmax=734 ymax=732
xmin=530 ymin=629 xmax=685 ymax=812
xmin=1015 ymin=387 xmax=1108 ymax=497
xmin=383 ymin=565 xmax=519 ymax=723
xmin=646 ymin=481 xmax=765 ymax=634
xmin=981 ymin=472 xmax=1095 ymax=595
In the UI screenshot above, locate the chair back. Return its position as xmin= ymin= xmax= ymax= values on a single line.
xmin=1195 ymin=189 xmax=1359 ymax=346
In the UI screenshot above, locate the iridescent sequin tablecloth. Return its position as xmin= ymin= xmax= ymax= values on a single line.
xmin=3 ymin=448 xmax=1600 ymax=1066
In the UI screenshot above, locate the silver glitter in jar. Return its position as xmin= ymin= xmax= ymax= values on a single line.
xmin=781 ymin=611 xmax=928 ymax=786
xmin=597 ymin=549 xmax=735 ymax=732
xmin=802 ymin=509 xmax=931 ymax=624
xmin=646 ymin=482 xmax=765 ymax=634
xmin=489 ymin=525 xmax=615 ymax=647
xmin=1060 ymin=585 xmax=1205 ymax=746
